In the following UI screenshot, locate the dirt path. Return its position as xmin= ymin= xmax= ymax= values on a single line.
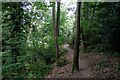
xmin=46 ymin=44 xmax=93 ymax=78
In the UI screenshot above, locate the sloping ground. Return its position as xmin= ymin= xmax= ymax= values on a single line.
xmin=46 ymin=44 xmax=93 ymax=78
xmin=81 ymin=46 xmax=119 ymax=78
xmin=86 ymin=51 xmax=119 ymax=78
xmin=46 ymin=44 xmax=119 ymax=78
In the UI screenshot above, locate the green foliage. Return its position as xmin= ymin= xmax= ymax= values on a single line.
xmin=2 ymin=2 xmax=56 ymax=79
xmin=2 ymin=2 xmax=70 ymax=78
xmin=97 ymin=60 xmax=110 ymax=68
xmin=59 ymin=48 xmax=67 ymax=56
xmin=81 ymin=2 xmax=120 ymax=55
xmin=56 ymin=57 xmax=67 ymax=67
xmin=2 ymin=53 xmax=51 ymax=78
xmin=25 ymin=60 xmax=51 ymax=78
xmin=2 ymin=1 xmax=120 ymax=79
xmin=55 ymin=47 xmax=68 ymax=67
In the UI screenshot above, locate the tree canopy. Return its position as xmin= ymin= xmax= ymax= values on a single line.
xmin=1 ymin=1 xmax=120 ymax=79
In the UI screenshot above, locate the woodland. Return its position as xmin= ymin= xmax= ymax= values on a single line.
xmin=1 ymin=1 xmax=120 ymax=79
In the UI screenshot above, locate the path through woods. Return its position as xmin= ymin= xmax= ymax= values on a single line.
xmin=46 ymin=44 xmax=93 ymax=78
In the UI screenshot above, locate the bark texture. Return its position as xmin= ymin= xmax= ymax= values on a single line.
xmin=72 ymin=2 xmax=81 ymax=73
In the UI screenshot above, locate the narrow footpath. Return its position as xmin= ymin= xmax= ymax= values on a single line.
xmin=46 ymin=44 xmax=93 ymax=78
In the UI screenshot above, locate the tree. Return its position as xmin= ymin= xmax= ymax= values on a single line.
xmin=81 ymin=2 xmax=120 ymax=54
xmin=72 ymin=2 xmax=81 ymax=73
xmin=52 ymin=2 xmax=59 ymax=59
xmin=56 ymin=0 xmax=60 ymax=37
xmin=55 ymin=0 xmax=61 ymax=59
xmin=52 ymin=2 xmax=60 ymax=60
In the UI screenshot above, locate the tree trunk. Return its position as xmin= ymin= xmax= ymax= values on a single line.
xmin=52 ymin=2 xmax=59 ymax=60
xmin=72 ymin=2 xmax=81 ymax=73
xmin=56 ymin=1 xmax=60 ymax=37
xmin=52 ymin=2 xmax=56 ymax=38
xmin=71 ymin=9 xmax=77 ymax=49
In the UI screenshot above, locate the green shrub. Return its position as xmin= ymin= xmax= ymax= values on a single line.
xmin=97 ymin=60 xmax=110 ymax=68
xmin=56 ymin=58 xmax=68 ymax=67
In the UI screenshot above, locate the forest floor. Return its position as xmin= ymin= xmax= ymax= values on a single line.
xmin=46 ymin=44 xmax=119 ymax=78
xmin=46 ymin=44 xmax=93 ymax=78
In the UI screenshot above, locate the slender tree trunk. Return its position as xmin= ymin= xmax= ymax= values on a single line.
xmin=52 ymin=2 xmax=59 ymax=60
xmin=56 ymin=0 xmax=61 ymax=59
xmin=71 ymin=9 xmax=77 ymax=49
xmin=72 ymin=2 xmax=81 ymax=73
xmin=52 ymin=2 xmax=56 ymax=38
xmin=32 ymin=25 xmax=35 ymax=47
xmin=56 ymin=1 xmax=60 ymax=37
